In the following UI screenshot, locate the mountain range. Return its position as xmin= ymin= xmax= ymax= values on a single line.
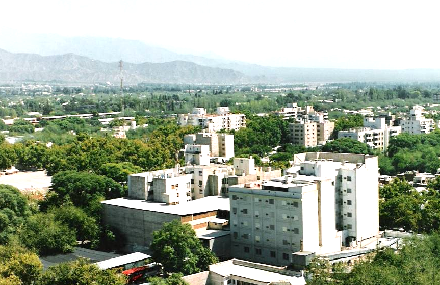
xmin=1 ymin=33 xmax=440 ymax=84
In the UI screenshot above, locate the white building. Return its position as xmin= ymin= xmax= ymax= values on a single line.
xmin=290 ymin=121 xmax=318 ymax=147
xmin=401 ymin=106 xmax=435 ymax=134
xmin=178 ymin=107 xmax=246 ymax=133
xmin=185 ymin=144 xmax=211 ymax=166
xmin=338 ymin=117 xmax=401 ymax=151
xmin=185 ymin=132 xmax=235 ymax=160
xmin=229 ymin=152 xmax=379 ymax=266
xmin=234 ymin=157 xmax=256 ymax=176
xmin=182 ymin=259 xmax=305 ymax=285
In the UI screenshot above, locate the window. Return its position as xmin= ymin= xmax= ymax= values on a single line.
xmin=347 ymin=176 xmax=352 ymax=182
xmin=255 ymin=222 xmax=261 ymax=230
xmin=347 ymin=212 xmax=352 ymax=217
xmin=347 ymin=200 xmax=352 ymax=206
xmin=199 ymin=171 xmax=202 ymax=176
xmin=293 ymin=201 xmax=299 ymax=208
xmin=270 ymin=251 xmax=276 ymax=258
xmin=233 ymin=208 xmax=237 ymax=214
xmin=282 ymin=253 xmax=289 ymax=260
xmin=283 ymin=239 xmax=289 ymax=245
xmin=255 ymin=248 xmax=262 ymax=255
xmin=347 ymin=224 xmax=352 ymax=230
xmin=293 ymin=228 xmax=299 ymax=234
xmin=198 ymin=180 xmax=202 ymax=186
xmin=255 ymin=235 xmax=260 ymax=242
xmin=242 ymin=234 xmax=249 ymax=239
xmin=244 ymin=246 xmax=250 ymax=253
xmin=347 ymin=188 xmax=352 ymax=193
xmin=270 ymin=225 xmax=275 ymax=230
xmin=232 ymin=195 xmax=239 ymax=200
xmin=269 ymin=199 xmax=274 ymax=204
xmin=242 ymin=209 xmax=248 ymax=214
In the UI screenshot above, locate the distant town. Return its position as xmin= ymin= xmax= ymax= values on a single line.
xmin=1 ymin=82 xmax=440 ymax=284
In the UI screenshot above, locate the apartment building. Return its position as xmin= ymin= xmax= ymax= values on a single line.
xmin=178 ymin=107 xmax=246 ymax=133
xmin=185 ymin=144 xmax=211 ymax=166
xmin=338 ymin=117 xmax=401 ymax=151
xmin=317 ymin=121 xmax=335 ymax=144
xmin=290 ymin=121 xmax=318 ymax=147
xmin=400 ymin=106 xmax=435 ymax=134
xmin=127 ymin=168 xmax=192 ymax=204
xmin=229 ymin=152 xmax=379 ymax=266
xmin=185 ymin=132 xmax=235 ymax=159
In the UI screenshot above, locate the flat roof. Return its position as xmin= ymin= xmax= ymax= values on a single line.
xmin=210 ymin=260 xmax=305 ymax=285
xmin=196 ymin=229 xmax=230 ymax=240
xmin=101 ymin=196 xmax=230 ymax=216
xmin=40 ymin=247 xmax=120 ymax=270
xmin=95 ymin=252 xmax=150 ymax=270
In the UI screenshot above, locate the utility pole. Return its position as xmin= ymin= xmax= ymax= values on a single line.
xmin=119 ymin=60 xmax=124 ymax=116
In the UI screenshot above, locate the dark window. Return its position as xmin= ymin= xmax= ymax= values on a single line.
xmin=347 ymin=212 xmax=352 ymax=217
xmin=347 ymin=188 xmax=352 ymax=193
xmin=244 ymin=246 xmax=250 ymax=253
xmin=270 ymin=251 xmax=276 ymax=258
xmin=269 ymin=199 xmax=274 ymax=204
xmin=282 ymin=253 xmax=289 ymax=260
xmin=293 ymin=201 xmax=299 ymax=207
xmin=255 ymin=248 xmax=262 ymax=255
xmin=347 ymin=176 xmax=352 ymax=181
xmin=347 ymin=200 xmax=352 ymax=206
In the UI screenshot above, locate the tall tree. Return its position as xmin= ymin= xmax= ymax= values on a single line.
xmin=150 ymin=220 xmax=218 ymax=275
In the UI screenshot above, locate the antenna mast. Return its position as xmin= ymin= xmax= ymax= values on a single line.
xmin=119 ymin=60 xmax=124 ymax=116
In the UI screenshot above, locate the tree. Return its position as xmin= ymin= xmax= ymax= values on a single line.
xmin=41 ymin=171 xmax=123 ymax=217
xmin=150 ymin=220 xmax=218 ymax=275
xmin=37 ymin=259 xmax=126 ymax=285
xmin=322 ymin=138 xmax=372 ymax=154
xmin=98 ymin=162 xmax=143 ymax=185
xmin=0 ymin=142 xmax=16 ymax=170
xmin=149 ymin=273 xmax=189 ymax=285
xmin=0 ymin=244 xmax=43 ymax=285
xmin=50 ymin=205 xmax=99 ymax=244
xmin=19 ymin=212 xmax=77 ymax=255
xmin=0 ymin=185 xmax=30 ymax=244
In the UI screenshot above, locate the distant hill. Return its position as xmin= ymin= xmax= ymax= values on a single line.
xmin=2 ymin=33 xmax=440 ymax=83
xmin=0 ymin=49 xmax=246 ymax=84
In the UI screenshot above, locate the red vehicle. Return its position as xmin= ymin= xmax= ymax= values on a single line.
xmin=122 ymin=263 xmax=161 ymax=284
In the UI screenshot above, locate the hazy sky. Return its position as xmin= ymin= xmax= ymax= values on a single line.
xmin=1 ymin=0 xmax=440 ymax=69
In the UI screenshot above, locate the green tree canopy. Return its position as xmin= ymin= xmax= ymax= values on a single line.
xmin=19 ymin=212 xmax=77 ymax=255
xmin=0 ymin=185 xmax=30 ymax=244
xmin=37 ymin=258 xmax=126 ymax=285
xmin=322 ymin=138 xmax=372 ymax=154
xmin=150 ymin=220 xmax=218 ymax=275
xmin=0 ymin=244 xmax=43 ymax=285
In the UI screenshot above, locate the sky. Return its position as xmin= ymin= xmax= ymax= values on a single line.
xmin=1 ymin=0 xmax=440 ymax=69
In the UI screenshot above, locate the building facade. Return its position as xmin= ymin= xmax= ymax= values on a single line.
xmin=229 ymin=152 xmax=379 ymax=266
xmin=178 ymin=107 xmax=246 ymax=133
xmin=401 ymin=106 xmax=435 ymax=134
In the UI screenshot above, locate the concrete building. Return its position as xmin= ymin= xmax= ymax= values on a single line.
xmin=127 ymin=168 xmax=192 ymax=204
xmin=229 ymin=152 xmax=379 ymax=266
xmin=182 ymin=259 xmax=305 ymax=285
xmin=290 ymin=121 xmax=317 ymax=147
xmin=401 ymin=106 xmax=435 ymax=134
xmin=101 ymin=196 xmax=230 ymax=252
xmin=338 ymin=117 xmax=401 ymax=151
xmin=316 ymin=121 xmax=334 ymax=145
xmin=185 ymin=144 xmax=211 ymax=166
xmin=178 ymin=107 xmax=246 ymax=133
xmin=234 ymin=157 xmax=256 ymax=176
xmin=185 ymin=132 xmax=235 ymax=160
xmin=275 ymin=103 xmax=301 ymax=120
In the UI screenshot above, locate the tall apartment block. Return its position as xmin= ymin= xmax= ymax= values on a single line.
xmin=178 ymin=107 xmax=246 ymax=133
xmin=338 ymin=117 xmax=401 ymax=151
xmin=400 ymin=106 xmax=435 ymax=134
xmin=290 ymin=121 xmax=318 ymax=147
xmin=185 ymin=132 xmax=235 ymax=160
xmin=229 ymin=152 xmax=379 ymax=266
